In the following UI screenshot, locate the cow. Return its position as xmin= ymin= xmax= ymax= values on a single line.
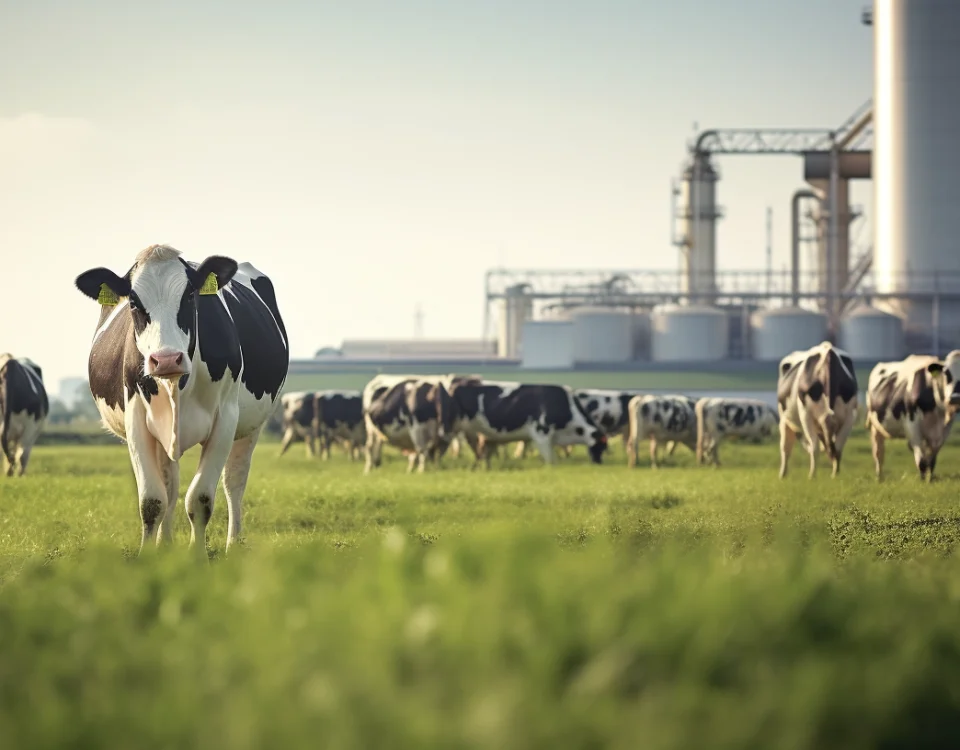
xmin=313 ymin=389 xmax=365 ymax=460
xmin=278 ymin=391 xmax=316 ymax=457
xmin=438 ymin=380 xmax=608 ymax=468
xmin=573 ymin=388 xmax=679 ymax=458
xmin=74 ymin=244 xmax=289 ymax=555
xmin=776 ymin=341 xmax=858 ymax=479
xmin=0 ymin=355 xmax=49 ymax=477
xmin=695 ymin=397 xmax=779 ymax=467
xmin=363 ymin=374 xmax=481 ymax=473
xmin=625 ymin=394 xmax=698 ymax=468
xmin=864 ymin=352 xmax=960 ymax=481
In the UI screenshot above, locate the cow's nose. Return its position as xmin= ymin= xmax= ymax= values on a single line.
xmin=149 ymin=351 xmax=186 ymax=378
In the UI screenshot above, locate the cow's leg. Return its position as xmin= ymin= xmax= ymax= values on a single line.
xmin=221 ymin=424 xmax=262 ymax=551
xmin=870 ymin=428 xmax=885 ymax=481
xmin=797 ymin=412 xmax=822 ymax=479
xmin=125 ymin=398 xmax=169 ymax=553
xmin=15 ymin=443 xmax=32 ymax=477
xmin=778 ymin=423 xmax=797 ymax=479
xmin=649 ymin=437 xmax=660 ymax=468
xmin=513 ymin=441 xmax=527 ymax=460
xmin=665 ymin=440 xmax=677 ymax=456
xmin=278 ymin=427 xmax=296 ymax=456
xmin=1 ymin=434 xmax=15 ymax=477
xmin=830 ymin=414 xmax=855 ymax=478
xmin=626 ymin=435 xmax=638 ymax=468
xmin=911 ymin=443 xmax=931 ymax=481
xmin=156 ymin=441 xmax=180 ymax=545
xmin=532 ymin=432 xmax=556 ymax=466
xmin=184 ymin=403 xmax=240 ymax=556
xmin=363 ymin=417 xmax=381 ymax=474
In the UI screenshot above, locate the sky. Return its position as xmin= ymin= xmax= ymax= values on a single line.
xmin=0 ymin=0 xmax=874 ymax=393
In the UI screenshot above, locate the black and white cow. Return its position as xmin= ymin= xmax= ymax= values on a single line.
xmin=439 ymin=380 xmax=608 ymax=467
xmin=572 ymin=388 xmax=679 ymax=458
xmin=776 ymin=341 xmax=858 ymax=479
xmin=0 ymin=355 xmax=49 ymax=477
xmin=75 ymin=244 xmax=289 ymax=554
xmin=279 ymin=391 xmax=316 ymax=457
xmin=865 ymin=352 xmax=960 ymax=481
xmin=625 ymin=394 xmax=698 ymax=468
xmin=313 ymin=389 xmax=365 ymax=460
xmin=694 ymin=397 xmax=779 ymax=467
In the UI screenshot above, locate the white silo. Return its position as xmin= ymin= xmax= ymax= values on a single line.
xmin=679 ymin=154 xmax=722 ymax=304
xmin=520 ymin=320 xmax=574 ymax=369
xmin=751 ymin=307 xmax=829 ymax=361
xmin=839 ymin=304 xmax=905 ymax=361
xmin=873 ymin=0 xmax=960 ymax=339
xmin=497 ymin=284 xmax=532 ymax=358
xmin=651 ymin=305 xmax=729 ymax=362
xmin=570 ymin=307 xmax=635 ymax=364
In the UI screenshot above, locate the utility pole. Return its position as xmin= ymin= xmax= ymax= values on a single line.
xmin=414 ymin=303 xmax=424 ymax=338
xmin=765 ymin=206 xmax=773 ymax=296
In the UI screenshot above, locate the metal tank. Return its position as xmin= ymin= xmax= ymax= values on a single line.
xmin=839 ymin=304 xmax=905 ymax=361
xmin=651 ymin=305 xmax=729 ymax=362
xmin=873 ymin=0 xmax=960 ymax=338
xmin=678 ymin=154 xmax=722 ymax=304
xmin=570 ymin=307 xmax=635 ymax=364
xmin=520 ymin=320 xmax=574 ymax=370
xmin=497 ymin=283 xmax=533 ymax=358
xmin=751 ymin=307 xmax=828 ymax=361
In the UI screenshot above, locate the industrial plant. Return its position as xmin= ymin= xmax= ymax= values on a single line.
xmin=298 ymin=1 xmax=960 ymax=374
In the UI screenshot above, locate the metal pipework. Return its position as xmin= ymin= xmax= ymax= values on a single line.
xmin=791 ymin=189 xmax=818 ymax=306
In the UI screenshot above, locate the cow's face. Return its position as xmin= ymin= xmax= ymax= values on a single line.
xmin=76 ymin=249 xmax=237 ymax=381
xmin=587 ymin=431 xmax=608 ymax=464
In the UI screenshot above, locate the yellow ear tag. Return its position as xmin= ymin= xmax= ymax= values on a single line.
xmin=97 ymin=284 xmax=119 ymax=306
xmin=199 ymin=273 xmax=219 ymax=295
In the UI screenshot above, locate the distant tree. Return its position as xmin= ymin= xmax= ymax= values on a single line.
xmin=46 ymin=398 xmax=73 ymax=425
xmin=69 ymin=385 xmax=101 ymax=422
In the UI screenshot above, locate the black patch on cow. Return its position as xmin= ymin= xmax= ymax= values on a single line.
xmin=829 ymin=349 xmax=859 ymax=404
xmin=196 ymin=293 xmax=242 ymax=383
xmin=221 ymin=281 xmax=288 ymax=400
xmin=314 ymin=392 xmax=363 ymax=431
xmin=585 ymin=398 xmax=599 ymax=415
xmin=575 ymin=426 xmax=585 ymax=436
xmin=909 ymin=370 xmax=938 ymax=417
xmin=141 ymin=497 xmax=163 ymax=534
xmin=367 ymin=380 xmax=416 ymax=432
xmin=128 ymin=291 xmax=151 ymax=334
xmin=604 ymin=396 xmax=611 ymax=403
xmin=285 ymin=392 xmax=316 ymax=429
xmin=0 ymin=358 xmax=49 ymax=422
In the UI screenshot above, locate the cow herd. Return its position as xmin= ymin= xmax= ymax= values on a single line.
xmin=1 ymin=246 xmax=960 ymax=555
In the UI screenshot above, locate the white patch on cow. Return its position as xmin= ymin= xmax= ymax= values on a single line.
xmin=130 ymin=251 xmax=193 ymax=371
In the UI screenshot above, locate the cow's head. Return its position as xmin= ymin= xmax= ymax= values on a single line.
xmin=942 ymin=351 xmax=960 ymax=409
xmin=75 ymin=245 xmax=237 ymax=381
xmin=587 ymin=431 xmax=608 ymax=464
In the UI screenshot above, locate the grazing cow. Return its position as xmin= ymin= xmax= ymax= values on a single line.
xmin=864 ymin=352 xmax=960 ymax=481
xmin=776 ymin=341 xmax=858 ymax=479
xmin=363 ymin=374 xmax=481 ymax=473
xmin=0 ymin=355 xmax=49 ymax=477
xmin=439 ymin=380 xmax=608 ymax=467
xmin=75 ymin=244 xmax=289 ymax=554
xmin=313 ymin=389 xmax=365 ymax=460
xmin=695 ymin=397 xmax=779 ymax=466
xmin=573 ymin=388 xmax=679 ymax=457
xmin=626 ymin=394 xmax=698 ymax=468
xmin=279 ymin=391 xmax=316 ymax=457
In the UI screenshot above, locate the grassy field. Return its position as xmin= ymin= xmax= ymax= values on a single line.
xmin=282 ymin=367 xmax=778 ymax=394
xmin=4 ymin=433 xmax=960 ymax=747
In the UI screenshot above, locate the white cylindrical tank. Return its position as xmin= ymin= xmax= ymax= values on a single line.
xmin=570 ymin=307 xmax=634 ymax=364
xmin=751 ymin=307 xmax=828 ymax=361
xmin=680 ymin=155 xmax=722 ymax=304
xmin=873 ymin=0 xmax=960 ymax=334
xmin=839 ymin=304 xmax=905 ymax=361
xmin=520 ymin=320 xmax=574 ymax=369
xmin=651 ymin=305 xmax=729 ymax=362
xmin=497 ymin=285 xmax=533 ymax=358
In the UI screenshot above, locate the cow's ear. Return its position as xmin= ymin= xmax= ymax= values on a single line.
xmin=75 ymin=268 xmax=131 ymax=305
xmin=189 ymin=256 xmax=238 ymax=295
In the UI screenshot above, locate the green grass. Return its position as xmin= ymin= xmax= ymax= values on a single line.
xmin=282 ymin=367 xmax=776 ymax=393
xmin=4 ymin=433 xmax=960 ymax=747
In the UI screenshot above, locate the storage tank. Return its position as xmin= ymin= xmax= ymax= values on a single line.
xmin=839 ymin=304 xmax=905 ymax=361
xmin=873 ymin=0 xmax=960 ymax=335
xmin=751 ymin=307 xmax=828 ymax=361
xmin=631 ymin=310 xmax=652 ymax=360
xmin=497 ymin=284 xmax=533 ymax=358
xmin=520 ymin=320 xmax=574 ymax=369
xmin=570 ymin=307 xmax=634 ymax=364
xmin=679 ymin=155 xmax=722 ymax=304
xmin=651 ymin=305 xmax=729 ymax=362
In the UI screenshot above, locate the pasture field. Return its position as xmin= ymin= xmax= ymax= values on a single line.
xmin=3 ymin=433 xmax=960 ymax=747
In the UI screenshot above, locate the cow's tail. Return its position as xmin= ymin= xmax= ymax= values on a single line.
xmin=626 ymin=397 xmax=640 ymax=468
xmin=694 ymin=398 xmax=707 ymax=466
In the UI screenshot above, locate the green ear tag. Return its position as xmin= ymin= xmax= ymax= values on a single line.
xmin=199 ymin=273 xmax=219 ymax=295
xmin=97 ymin=284 xmax=119 ymax=306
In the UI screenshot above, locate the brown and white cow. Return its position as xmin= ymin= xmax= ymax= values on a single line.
xmin=695 ymin=397 xmax=778 ymax=467
xmin=865 ymin=352 xmax=960 ymax=481
xmin=776 ymin=341 xmax=858 ymax=479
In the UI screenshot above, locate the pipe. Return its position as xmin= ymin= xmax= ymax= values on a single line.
xmin=791 ymin=189 xmax=818 ymax=306
xmin=829 ymin=138 xmax=840 ymax=331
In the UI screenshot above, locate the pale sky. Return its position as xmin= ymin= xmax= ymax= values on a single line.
xmin=1 ymin=0 xmax=874 ymax=393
